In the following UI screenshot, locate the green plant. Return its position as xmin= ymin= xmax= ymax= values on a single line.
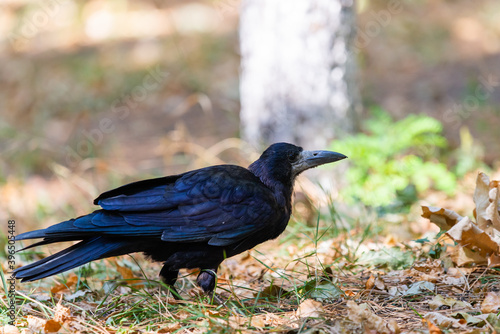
xmin=414 ymin=230 xmax=448 ymax=260
xmin=331 ymin=108 xmax=456 ymax=207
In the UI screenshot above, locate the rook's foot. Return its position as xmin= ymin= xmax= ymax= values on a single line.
xmin=197 ymin=269 xmax=217 ymax=293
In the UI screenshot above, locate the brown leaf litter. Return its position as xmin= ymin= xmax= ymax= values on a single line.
xmin=422 ymin=172 xmax=500 ymax=266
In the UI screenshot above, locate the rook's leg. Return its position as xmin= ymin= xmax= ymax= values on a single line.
xmin=160 ymin=265 xmax=181 ymax=300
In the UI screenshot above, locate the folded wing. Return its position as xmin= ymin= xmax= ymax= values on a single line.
xmin=18 ymin=166 xmax=279 ymax=247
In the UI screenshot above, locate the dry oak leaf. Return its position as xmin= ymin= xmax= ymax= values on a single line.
xmin=452 ymin=246 xmax=488 ymax=266
xmin=344 ymin=289 xmax=356 ymax=297
xmin=110 ymin=258 xmax=143 ymax=287
xmin=441 ymin=274 xmax=466 ymax=286
xmin=404 ymin=280 xmax=435 ymax=295
xmin=421 ymin=206 xmax=464 ymax=230
xmin=223 ymin=314 xmax=268 ymax=331
xmin=473 ymin=172 xmax=500 ymax=232
xmin=412 ymin=259 xmax=443 ymax=273
xmin=50 ymin=273 xmax=78 ymax=294
xmin=488 ymin=253 xmax=500 ymax=267
xmin=296 ymin=299 xmax=324 ymax=318
xmin=347 ymin=301 xmax=400 ymax=334
xmin=481 ymin=292 xmax=500 ymax=314
xmin=422 ymin=174 xmax=500 ymax=264
xmin=447 ymin=216 xmax=499 ymax=258
xmin=0 ymin=325 xmax=20 ymax=334
xmin=27 ymin=315 xmax=47 ymax=333
xmin=428 ymin=295 xmax=472 ymax=311
xmin=411 ymin=260 xmax=442 ymax=282
xmin=366 ymin=274 xmax=385 ymax=290
xmin=43 ymin=320 xmax=62 ymax=333
xmin=423 ymin=319 xmax=443 ymax=334
xmin=423 ymin=312 xmax=462 ymax=329
xmin=441 ymin=268 xmax=468 ymax=285
xmin=26 ymin=316 xmax=62 ymax=333
xmin=158 ymin=323 xmax=182 ymax=333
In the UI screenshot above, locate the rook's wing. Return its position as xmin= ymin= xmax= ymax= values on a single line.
xmin=90 ymin=166 xmax=280 ymax=246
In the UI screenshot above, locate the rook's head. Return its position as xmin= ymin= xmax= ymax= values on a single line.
xmin=249 ymin=143 xmax=347 ymax=186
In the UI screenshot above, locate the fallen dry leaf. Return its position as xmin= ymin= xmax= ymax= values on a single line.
xmin=446 ymin=267 xmax=469 ymax=277
xmin=0 ymin=325 xmax=20 ymax=334
xmin=110 ymin=258 xmax=143 ymax=287
xmin=158 ymin=323 xmax=182 ymax=333
xmin=44 ymin=319 xmax=62 ymax=333
xmin=424 ymin=312 xmax=462 ymax=329
xmin=227 ymin=315 xmax=246 ymax=328
xmin=27 ymin=315 xmax=47 ymax=333
xmin=447 ymin=216 xmax=499 ymax=257
xmin=366 ymin=274 xmax=385 ymax=290
xmin=452 ymin=312 xmax=485 ymax=326
xmin=226 ymin=314 xmax=266 ymax=329
xmin=347 ymin=301 xmax=400 ymax=334
xmin=488 ymin=253 xmax=500 ymax=267
xmin=410 ymin=260 xmax=442 ymax=282
xmin=222 ymin=279 xmax=254 ymax=299
xmin=51 ymin=273 xmax=78 ymax=294
xmin=452 ymin=247 xmax=487 ymax=266
xmin=24 ymin=301 xmax=72 ymax=333
xmin=473 ymin=173 xmax=500 ymax=232
xmin=296 ymin=299 xmax=324 ymax=318
xmin=388 ymin=285 xmax=407 ymax=296
xmin=441 ymin=275 xmax=466 ymax=286
xmin=264 ymin=313 xmax=288 ymax=328
xmin=422 ymin=172 xmax=500 ymax=266
xmin=203 ymin=309 xmax=220 ymax=317
xmin=481 ymin=292 xmax=500 ymax=313
xmin=413 ymin=259 xmax=443 ymax=273
xmin=403 ymin=261 xmax=444 ymax=283
xmin=473 ymin=172 xmax=492 ymax=228
xmin=421 ymin=206 xmax=464 ymax=230
xmin=249 ymin=315 xmax=266 ymax=328
xmin=343 ymin=289 xmax=356 ymax=297
xmin=485 ymin=181 xmax=500 ymax=231
xmin=428 ymin=295 xmax=472 ymax=311
xmin=423 ymin=318 xmax=443 ymax=334
xmin=404 ymin=281 xmax=435 ymax=295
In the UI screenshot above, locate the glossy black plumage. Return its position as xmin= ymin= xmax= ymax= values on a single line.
xmin=13 ymin=143 xmax=346 ymax=297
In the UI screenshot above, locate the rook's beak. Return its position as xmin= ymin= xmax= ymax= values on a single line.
xmin=292 ymin=150 xmax=347 ymax=176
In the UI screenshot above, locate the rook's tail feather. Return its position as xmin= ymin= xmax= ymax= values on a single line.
xmin=13 ymin=237 xmax=130 ymax=282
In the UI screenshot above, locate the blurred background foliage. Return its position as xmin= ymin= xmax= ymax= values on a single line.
xmin=0 ymin=0 xmax=499 ymax=244
xmin=331 ymin=108 xmax=457 ymax=207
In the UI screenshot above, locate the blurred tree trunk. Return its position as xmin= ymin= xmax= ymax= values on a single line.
xmin=239 ymin=0 xmax=360 ymax=150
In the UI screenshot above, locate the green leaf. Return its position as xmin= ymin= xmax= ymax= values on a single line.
xmin=300 ymin=279 xmax=343 ymax=302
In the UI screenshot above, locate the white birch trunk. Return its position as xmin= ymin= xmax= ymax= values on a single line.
xmin=239 ymin=0 xmax=360 ymax=150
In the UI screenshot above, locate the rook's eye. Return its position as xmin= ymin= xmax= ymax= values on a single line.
xmin=288 ymin=151 xmax=299 ymax=162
